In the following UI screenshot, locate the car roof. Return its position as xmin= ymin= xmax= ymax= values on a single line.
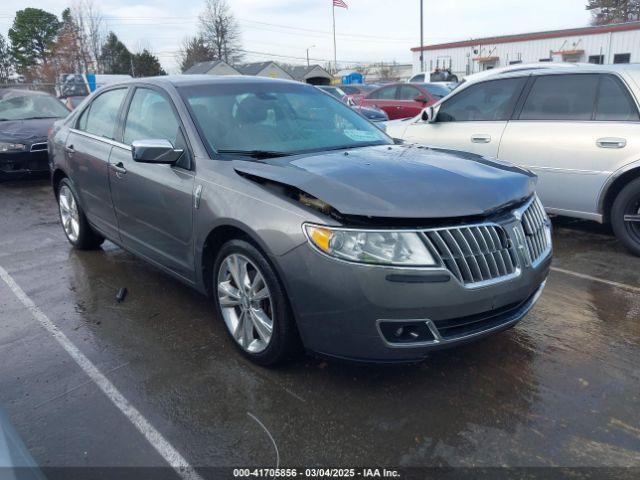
xmin=464 ymin=62 xmax=640 ymax=83
xmin=106 ymin=74 xmax=304 ymax=89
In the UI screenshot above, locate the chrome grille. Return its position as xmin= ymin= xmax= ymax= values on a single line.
xmin=425 ymin=225 xmax=518 ymax=286
xmin=521 ymin=196 xmax=550 ymax=265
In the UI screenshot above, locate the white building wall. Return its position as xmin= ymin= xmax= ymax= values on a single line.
xmin=412 ymin=29 xmax=640 ymax=79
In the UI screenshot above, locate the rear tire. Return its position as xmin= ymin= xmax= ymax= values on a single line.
xmin=56 ymin=178 xmax=104 ymax=250
xmin=212 ymin=239 xmax=299 ymax=366
xmin=611 ymin=177 xmax=640 ymax=257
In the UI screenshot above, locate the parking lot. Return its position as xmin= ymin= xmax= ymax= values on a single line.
xmin=0 ymin=177 xmax=639 ymax=477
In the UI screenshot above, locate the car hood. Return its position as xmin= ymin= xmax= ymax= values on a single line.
xmin=233 ymin=144 xmax=536 ymax=219
xmin=0 ymin=118 xmax=57 ymax=144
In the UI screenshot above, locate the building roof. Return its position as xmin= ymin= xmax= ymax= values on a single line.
xmin=184 ymin=60 xmax=230 ymax=74
xmin=411 ymin=21 xmax=640 ymax=52
xmin=287 ymin=64 xmax=332 ymax=81
xmin=236 ymin=61 xmax=275 ymax=76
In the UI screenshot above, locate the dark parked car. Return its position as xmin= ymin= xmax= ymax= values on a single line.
xmin=359 ymin=82 xmax=452 ymax=119
xmin=0 ymin=89 xmax=69 ymax=180
xmin=49 ymin=76 xmax=551 ymax=365
xmin=316 ymin=85 xmax=388 ymax=122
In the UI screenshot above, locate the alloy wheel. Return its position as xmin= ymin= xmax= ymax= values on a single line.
xmin=217 ymin=253 xmax=274 ymax=353
xmin=58 ymin=185 xmax=80 ymax=243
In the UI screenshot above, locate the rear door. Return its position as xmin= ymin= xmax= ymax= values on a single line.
xmin=499 ymin=73 xmax=640 ymax=218
xmin=401 ymin=77 xmax=527 ymax=157
xmin=360 ymin=85 xmax=400 ymax=119
xmin=109 ymin=86 xmax=196 ymax=281
xmin=66 ymin=87 xmax=128 ymax=239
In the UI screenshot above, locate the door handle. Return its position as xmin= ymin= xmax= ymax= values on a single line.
xmin=597 ymin=137 xmax=626 ymax=149
xmin=111 ymin=162 xmax=127 ymax=175
xmin=65 ymin=144 xmax=74 ymax=155
xmin=471 ymin=134 xmax=491 ymax=144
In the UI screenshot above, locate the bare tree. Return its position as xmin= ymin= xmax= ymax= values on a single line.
xmin=75 ymin=0 xmax=104 ymax=72
xmin=199 ymin=0 xmax=242 ymax=64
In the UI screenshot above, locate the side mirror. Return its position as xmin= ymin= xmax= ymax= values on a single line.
xmin=414 ymin=95 xmax=429 ymax=104
xmin=131 ymin=139 xmax=183 ymax=164
xmin=421 ymin=105 xmax=439 ymax=123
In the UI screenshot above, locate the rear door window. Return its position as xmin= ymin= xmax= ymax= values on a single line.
xmin=437 ymin=77 xmax=526 ymax=122
xmin=519 ymin=74 xmax=599 ymax=121
xmin=594 ymin=75 xmax=639 ymax=121
xmin=368 ymin=86 xmax=397 ymax=100
xmin=78 ymin=88 xmax=127 ymax=139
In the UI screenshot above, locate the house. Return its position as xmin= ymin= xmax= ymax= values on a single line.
xmin=411 ymin=21 xmax=640 ymax=79
xmin=237 ymin=62 xmax=294 ymax=80
xmin=287 ymin=65 xmax=332 ymax=85
xmin=183 ymin=60 xmax=240 ymax=76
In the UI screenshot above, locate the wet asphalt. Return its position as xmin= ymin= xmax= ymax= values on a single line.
xmin=0 ymin=178 xmax=639 ymax=476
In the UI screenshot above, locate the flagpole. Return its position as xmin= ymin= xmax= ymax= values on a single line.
xmin=332 ymin=3 xmax=337 ymax=74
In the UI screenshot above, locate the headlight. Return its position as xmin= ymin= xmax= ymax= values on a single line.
xmin=0 ymin=142 xmax=27 ymax=153
xmin=304 ymin=225 xmax=437 ymax=266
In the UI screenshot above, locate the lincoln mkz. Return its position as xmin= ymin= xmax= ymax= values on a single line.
xmin=49 ymin=76 xmax=551 ymax=365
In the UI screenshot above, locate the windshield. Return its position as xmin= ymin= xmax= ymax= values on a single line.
xmin=180 ymin=82 xmax=391 ymax=155
xmin=0 ymin=92 xmax=69 ymax=120
xmin=421 ymin=83 xmax=454 ymax=99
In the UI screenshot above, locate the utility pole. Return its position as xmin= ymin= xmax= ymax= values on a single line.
xmin=306 ymin=45 xmax=316 ymax=67
xmin=332 ymin=4 xmax=338 ymax=73
xmin=420 ymin=0 xmax=424 ymax=73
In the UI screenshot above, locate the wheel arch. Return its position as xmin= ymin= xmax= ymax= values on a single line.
xmin=199 ymin=220 xmax=280 ymax=297
xmin=601 ymin=166 xmax=640 ymax=224
xmin=51 ymin=168 xmax=68 ymax=196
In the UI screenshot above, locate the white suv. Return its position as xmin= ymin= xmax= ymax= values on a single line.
xmin=387 ymin=63 xmax=640 ymax=255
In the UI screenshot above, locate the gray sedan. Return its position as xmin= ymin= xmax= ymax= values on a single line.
xmin=49 ymin=75 xmax=550 ymax=365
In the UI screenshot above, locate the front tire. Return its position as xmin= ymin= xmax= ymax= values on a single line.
xmin=611 ymin=177 xmax=640 ymax=256
xmin=57 ymin=178 xmax=104 ymax=250
xmin=213 ymin=239 xmax=299 ymax=366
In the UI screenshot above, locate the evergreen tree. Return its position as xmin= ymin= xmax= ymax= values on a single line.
xmin=132 ymin=49 xmax=166 ymax=77
xmin=587 ymin=0 xmax=640 ymax=25
xmin=8 ymin=8 xmax=61 ymax=73
xmin=178 ymin=36 xmax=213 ymax=72
xmin=100 ymin=32 xmax=132 ymax=75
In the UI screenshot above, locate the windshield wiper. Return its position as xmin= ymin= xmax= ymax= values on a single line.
xmin=217 ymin=149 xmax=292 ymax=159
xmin=23 ymin=116 xmax=60 ymax=120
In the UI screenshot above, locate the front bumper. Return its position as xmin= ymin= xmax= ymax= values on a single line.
xmin=277 ymin=208 xmax=552 ymax=362
xmin=0 ymin=148 xmax=49 ymax=178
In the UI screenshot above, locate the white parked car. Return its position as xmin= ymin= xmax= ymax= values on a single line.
xmin=387 ymin=63 xmax=640 ymax=255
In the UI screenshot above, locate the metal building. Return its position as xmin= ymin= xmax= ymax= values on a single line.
xmin=411 ymin=21 xmax=640 ymax=79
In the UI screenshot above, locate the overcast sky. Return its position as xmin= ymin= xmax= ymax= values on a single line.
xmin=0 ymin=0 xmax=593 ymax=72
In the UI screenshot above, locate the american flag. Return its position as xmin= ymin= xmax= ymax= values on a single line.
xmin=333 ymin=0 xmax=348 ymax=8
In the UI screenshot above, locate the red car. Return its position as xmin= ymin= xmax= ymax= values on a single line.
xmin=358 ymin=82 xmax=451 ymax=120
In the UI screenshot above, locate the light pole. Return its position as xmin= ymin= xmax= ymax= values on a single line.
xmin=420 ymin=0 xmax=424 ymax=73
xmin=306 ymin=45 xmax=316 ymax=67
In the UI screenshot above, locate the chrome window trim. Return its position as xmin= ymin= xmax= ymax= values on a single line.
xmin=69 ymin=128 xmax=132 ymax=151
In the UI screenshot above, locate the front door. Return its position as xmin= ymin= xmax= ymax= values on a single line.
xmin=401 ymin=77 xmax=527 ymax=158
xmin=499 ymin=73 xmax=640 ymax=218
xmin=109 ymin=87 xmax=196 ymax=281
xmin=66 ymin=87 xmax=128 ymax=239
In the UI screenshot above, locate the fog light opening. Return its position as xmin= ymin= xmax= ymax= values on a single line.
xmin=380 ymin=321 xmax=435 ymax=344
